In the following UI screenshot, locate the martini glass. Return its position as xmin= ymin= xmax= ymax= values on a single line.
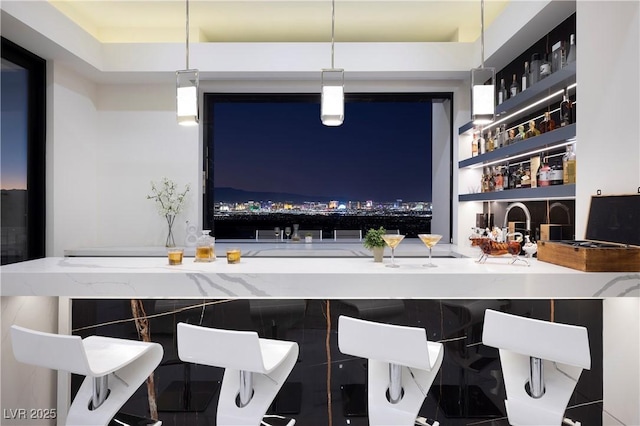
xmin=382 ymin=234 xmax=405 ymax=268
xmin=418 ymin=234 xmax=442 ymax=267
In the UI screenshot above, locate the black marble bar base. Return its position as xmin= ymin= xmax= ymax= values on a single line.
xmin=72 ymin=299 xmax=603 ymax=426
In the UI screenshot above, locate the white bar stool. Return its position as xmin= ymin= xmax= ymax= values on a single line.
xmin=10 ymin=325 xmax=164 ymax=426
xmin=176 ymin=322 xmax=298 ymax=426
xmin=482 ymin=309 xmax=591 ymax=426
xmin=337 ymin=315 xmax=444 ymax=426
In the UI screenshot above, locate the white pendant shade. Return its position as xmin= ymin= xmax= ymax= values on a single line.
xmin=321 ymin=85 xmax=344 ymax=126
xmin=176 ymin=70 xmax=199 ymax=126
xmin=470 ymin=66 xmax=495 ymax=126
xmin=472 ymin=84 xmax=495 ymax=125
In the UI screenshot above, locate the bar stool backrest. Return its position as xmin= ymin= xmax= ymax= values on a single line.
xmin=177 ymin=323 xmax=266 ymax=373
xmin=482 ymin=309 xmax=591 ymax=369
xmin=10 ymin=325 xmax=91 ymax=376
xmin=338 ymin=315 xmax=432 ymax=371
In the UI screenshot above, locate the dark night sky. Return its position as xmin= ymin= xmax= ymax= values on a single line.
xmin=213 ymin=100 xmax=433 ymax=202
xmin=1 ymin=66 xmax=28 ymax=190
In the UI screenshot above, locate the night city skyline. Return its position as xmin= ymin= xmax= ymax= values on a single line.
xmin=212 ymin=99 xmax=433 ymax=203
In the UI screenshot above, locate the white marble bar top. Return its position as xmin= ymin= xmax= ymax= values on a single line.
xmin=1 ymin=256 xmax=639 ymax=299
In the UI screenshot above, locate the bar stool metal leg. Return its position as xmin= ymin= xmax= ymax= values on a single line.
xmin=388 ymin=363 xmax=403 ymax=404
xmin=92 ymin=376 xmax=109 ymax=409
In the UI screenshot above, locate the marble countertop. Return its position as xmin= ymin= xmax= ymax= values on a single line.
xmin=2 ymin=256 xmax=638 ymax=299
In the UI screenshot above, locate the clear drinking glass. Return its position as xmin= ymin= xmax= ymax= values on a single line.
xmin=274 ymin=227 xmax=281 ymax=242
xmin=418 ymin=234 xmax=442 ymax=267
xmin=285 ymin=226 xmax=292 ymax=240
xmin=381 ymin=234 xmax=405 ymax=268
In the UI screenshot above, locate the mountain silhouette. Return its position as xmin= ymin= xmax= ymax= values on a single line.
xmin=214 ymin=187 xmax=339 ymax=204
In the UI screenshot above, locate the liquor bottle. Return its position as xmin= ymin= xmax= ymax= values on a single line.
xmin=494 ymin=126 xmax=501 ymax=150
xmin=524 ymin=120 xmax=540 ymax=139
xmin=521 ymin=165 xmax=532 ymax=188
xmin=478 ymin=132 xmax=486 ymax=155
xmin=566 ymin=34 xmax=576 ymax=64
xmin=488 ymin=167 xmax=496 ymax=192
xmin=487 ymin=130 xmax=494 ymax=152
xmin=502 ymin=164 xmax=510 ymax=190
xmin=509 ymin=166 xmax=517 ymax=189
xmin=494 ymin=166 xmax=503 ymax=191
xmin=563 ymin=144 xmax=576 ymax=184
xmin=540 ymin=54 xmax=552 ymax=80
xmin=471 ymin=132 xmax=479 ymax=157
xmin=506 ymin=128 xmax=516 ymax=146
xmin=514 ymin=165 xmax=523 ymax=189
xmin=521 ymin=62 xmax=529 ymax=92
xmin=530 ymin=53 xmax=542 ymax=86
xmin=515 ymin=125 xmax=526 ymax=142
xmin=549 ymin=158 xmax=564 ymax=185
xmin=536 ymin=155 xmax=550 ymax=187
xmin=498 ymin=78 xmax=507 ymax=105
xmin=560 ymin=88 xmax=574 ymax=126
xmin=509 ymin=74 xmax=519 ymax=98
xmin=499 ymin=124 xmax=507 ymax=148
xmin=538 ymin=111 xmax=556 ymax=134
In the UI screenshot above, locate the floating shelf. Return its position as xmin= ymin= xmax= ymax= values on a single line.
xmin=459 ymin=184 xmax=576 ymax=202
xmin=459 ymin=123 xmax=576 ymax=169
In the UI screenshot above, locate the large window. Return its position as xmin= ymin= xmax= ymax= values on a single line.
xmin=204 ymin=93 xmax=449 ymax=239
xmin=1 ymin=38 xmax=46 ymax=264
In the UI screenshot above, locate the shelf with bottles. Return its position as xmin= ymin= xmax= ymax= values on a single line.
xmin=460 ymin=141 xmax=577 ymax=202
xmin=459 ymin=184 xmax=575 ymax=202
xmin=460 ymin=123 xmax=575 ymax=169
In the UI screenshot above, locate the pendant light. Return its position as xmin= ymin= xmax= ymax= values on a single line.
xmin=321 ymin=0 xmax=344 ymax=126
xmin=470 ymin=0 xmax=495 ymax=126
xmin=176 ymin=0 xmax=199 ymax=126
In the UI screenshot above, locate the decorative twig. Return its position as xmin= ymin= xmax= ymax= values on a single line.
xmin=325 ymin=300 xmax=333 ymax=426
xmin=130 ymin=299 xmax=158 ymax=421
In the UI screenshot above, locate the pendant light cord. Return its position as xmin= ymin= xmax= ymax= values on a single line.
xmin=480 ymin=0 xmax=485 ymax=68
xmin=331 ymin=0 xmax=335 ymax=69
xmin=185 ymin=0 xmax=190 ymax=69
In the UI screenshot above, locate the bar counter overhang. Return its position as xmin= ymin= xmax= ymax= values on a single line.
xmin=2 ymin=255 xmax=639 ymax=299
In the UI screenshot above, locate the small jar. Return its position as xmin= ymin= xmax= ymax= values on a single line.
xmin=195 ymin=230 xmax=216 ymax=262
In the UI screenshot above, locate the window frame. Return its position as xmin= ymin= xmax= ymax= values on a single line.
xmin=202 ymin=92 xmax=453 ymax=235
xmin=1 ymin=37 xmax=47 ymax=262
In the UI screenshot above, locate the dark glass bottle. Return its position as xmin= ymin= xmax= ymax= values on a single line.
xmin=498 ymin=78 xmax=507 ymax=105
xmin=538 ymin=111 xmax=556 ymax=134
xmin=560 ymin=88 xmax=574 ymax=126
xmin=510 ymin=74 xmax=519 ymax=98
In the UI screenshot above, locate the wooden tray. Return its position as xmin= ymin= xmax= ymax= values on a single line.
xmin=537 ymin=240 xmax=640 ymax=272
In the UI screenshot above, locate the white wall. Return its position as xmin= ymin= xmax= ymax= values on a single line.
xmin=576 ymin=1 xmax=640 ymax=235
xmin=577 ymin=3 xmax=640 ymax=424
xmin=95 ymin=85 xmax=199 ymax=248
xmin=1 ymin=297 xmax=58 ymax=426
xmin=47 ymin=63 xmax=99 ymax=256
xmin=45 ymin=68 xmax=199 ymax=255
xmin=432 ymin=101 xmax=451 ymax=241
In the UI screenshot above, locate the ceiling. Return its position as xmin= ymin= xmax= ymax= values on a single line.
xmin=49 ymin=0 xmax=509 ymax=44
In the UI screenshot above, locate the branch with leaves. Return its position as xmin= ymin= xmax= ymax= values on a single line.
xmin=147 ymin=178 xmax=190 ymax=217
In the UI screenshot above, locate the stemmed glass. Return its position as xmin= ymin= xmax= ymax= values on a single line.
xmin=418 ymin=234 xmax=442 ymax=267
xmin=381 ymin=234 xmax=405 ymax=268
xmin=285 ymin=226 xmax=292 ymax=240
xmin=274 ymin=227 xmax=281 ymax=242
